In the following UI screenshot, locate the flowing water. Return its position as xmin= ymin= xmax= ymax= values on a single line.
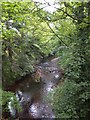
xmin=6 ymin=57 xmax=62 ymax=119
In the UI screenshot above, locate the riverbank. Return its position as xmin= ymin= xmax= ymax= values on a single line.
xmin=3 ymin=57 xmax=63 ymax=119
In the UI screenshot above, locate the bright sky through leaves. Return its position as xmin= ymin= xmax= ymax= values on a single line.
xmin=33 ymin=0 xmax=60 ymax=13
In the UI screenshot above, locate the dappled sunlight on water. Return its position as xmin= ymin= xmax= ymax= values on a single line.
xmin=29 ymin=102 xmax=55 ymax=118
xmin=30 ymin=103 xmax=40 ymax=118
xmin=8 ymin=57 xmax=61 ymax=119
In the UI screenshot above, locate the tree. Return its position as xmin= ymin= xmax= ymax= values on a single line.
xmin=2 ymin=2 xmax=52 ymax=87
xmin=47 ymin=2 xmax=90 ymax=119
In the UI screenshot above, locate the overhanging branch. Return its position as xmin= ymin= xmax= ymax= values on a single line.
xmin=55 ymin=7 xmax=90 ymax=24
xmin=47 ymin=22 xmax=69 ymax=47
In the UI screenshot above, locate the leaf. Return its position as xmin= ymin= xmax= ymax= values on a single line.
xmin=33 ymin=44 xmax=41 ymax=50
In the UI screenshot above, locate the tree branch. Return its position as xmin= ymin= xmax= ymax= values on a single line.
xmin=56 ymin=7 xmax=90 ymax=24
xmin=46 ymin=22 xmax=69 ymax=47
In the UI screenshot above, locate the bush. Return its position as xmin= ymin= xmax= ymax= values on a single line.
xmin=50 ymin=80 xmax=90 ymax=119
xmin=2 ymin=90 xmax=21 ymax=116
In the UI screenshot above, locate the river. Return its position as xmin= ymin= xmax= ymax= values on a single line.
xmin=5 ymin=57 xmax=63 ymax=119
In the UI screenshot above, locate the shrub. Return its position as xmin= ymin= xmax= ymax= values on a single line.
xmin=51 ymin=80 xmax=90 ymax=119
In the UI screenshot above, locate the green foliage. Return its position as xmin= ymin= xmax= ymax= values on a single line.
xmin=51 ymin=80 xmax=90 ymax=118
xmin=46 ymin=1 xmax=90 ymax=119
xmin=1 ymin=1 xmax=90 ymax=119
xmin=0 ymin=89 xmax=2 ymax=106
xmin=2 ymin=90 xmax=21 ymax=113
xmin=51 ymin=80 xmax=78 ymax=118
xmin=1 ymin=2 xmax=53 ymax=87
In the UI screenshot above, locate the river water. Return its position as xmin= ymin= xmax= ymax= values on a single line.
xmin=6 ymin=57 xmax=62 ymax=119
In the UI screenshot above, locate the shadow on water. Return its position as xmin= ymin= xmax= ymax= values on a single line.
xmin=6 ymin=57 xmax=63 ymax=119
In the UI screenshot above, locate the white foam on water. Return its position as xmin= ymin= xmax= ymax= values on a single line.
xmin=54 ymin=74 xmax=59 ymax=79
xmin=30 ymin=103 xmax=40 ymax=117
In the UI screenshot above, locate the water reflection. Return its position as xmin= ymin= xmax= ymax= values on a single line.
xmin=16 ymin=90 xmax=23 ymax=102
xmin=44 ymin=82 xmax=54 ymax=92
xmin=29 ymin=102 xmax=55 ymax=118
xmin=8 ymin=57 xmax=61 ymax=119
xmin=30 ymin=103 xmax=40 ymax=118
xmin=54 ymin=74 xmax=59 ymax=79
